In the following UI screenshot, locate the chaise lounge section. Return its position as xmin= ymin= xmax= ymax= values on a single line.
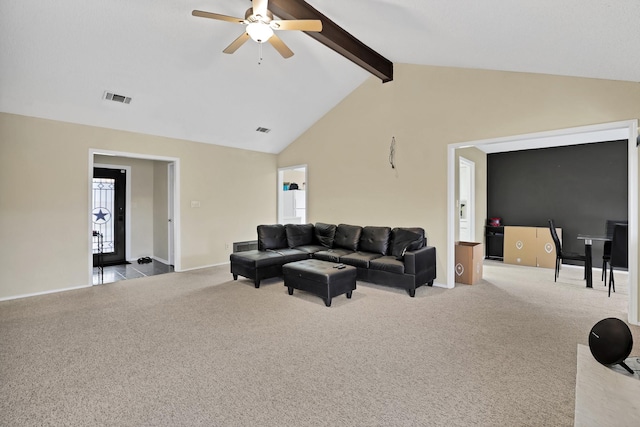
xmin=230 ymin=223 xmax=436 ymax=297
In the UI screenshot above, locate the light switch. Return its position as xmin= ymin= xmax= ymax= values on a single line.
xmin=191 ymin=200 xmax=201 ymax=208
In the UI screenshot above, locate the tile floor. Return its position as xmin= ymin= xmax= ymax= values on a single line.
xmin=93 ymin=259 xmax=174 ymax=285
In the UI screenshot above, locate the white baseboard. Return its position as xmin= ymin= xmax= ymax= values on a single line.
xmin=152 ymin=256 xmax=170 ymax=265
xmin=432 ymin=281 xmax=451 ymax=289
xmin=176 ymin=261 xmax=230 ymax=273
xmin=0 ymin=284 xmax=93 ymax=302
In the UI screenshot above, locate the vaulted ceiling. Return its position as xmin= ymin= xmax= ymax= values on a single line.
xmin=2 ymin=1 xmax=639 ymax=154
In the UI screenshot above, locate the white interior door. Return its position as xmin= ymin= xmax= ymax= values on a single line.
xmin=168 ymin=162 xmax=175 ymax=266
xmin=458 ymin=157 xmax=475 ymax=242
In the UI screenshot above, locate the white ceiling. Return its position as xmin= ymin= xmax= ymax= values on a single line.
xmin=2 ymin=0 xmax=639 ymax=154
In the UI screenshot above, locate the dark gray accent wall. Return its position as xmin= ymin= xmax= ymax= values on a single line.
xmin=487 ymin=140 xmax=627 ymax=265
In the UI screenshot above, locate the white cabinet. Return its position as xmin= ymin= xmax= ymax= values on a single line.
xmin=282 ymin=190 xmax=305 ymax=223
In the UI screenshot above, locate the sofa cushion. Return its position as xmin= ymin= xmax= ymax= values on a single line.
xmin=277 ymin=248 xmax=310 ymax=263
xmin=369 ymin=256 xmax=405 ymax=274
xmin=293 ymin=245 xmax=326 ymax=255
xmin=359 ymin=226 xmax=391 ymax=255
xmin=341 ymin=251 xmax=383 ymax=268
xmin=285 ymin=223 xmax=315 ymax=248
xmin=230 ymin=250 xmax=284 ymax=268
xmin=390 ymin=228 xmax=424 ymax=260
xmin=314 ymin=222 xmax=337 ymax=248
xmin=334 ymin=224 xmax=363 ymax=251
xmin=314 ymin=248 xmax=354 ymax=263
xmin=257 ymin=224 xmax=288 ymax=250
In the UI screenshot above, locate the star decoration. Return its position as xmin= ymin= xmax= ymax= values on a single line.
xmin=94 ymin=209 xmax=108 ymax=221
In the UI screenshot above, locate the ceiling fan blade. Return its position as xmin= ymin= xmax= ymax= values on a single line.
xmin=271 ymin=19 xmax=322 ymax=32
xmin=192 ymin=10 xmax=245 ymax=24
xmin=268 ymin=34 xmax=294 ymax=58
xmin=252 ymin=0 xmax=269 ymax=18
xmin=223 ymin=32 xmax=251 ymax=54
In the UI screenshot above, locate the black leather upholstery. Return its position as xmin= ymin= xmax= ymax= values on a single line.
xmin=390 ymin=228 xmax=424 ymax=259
xmin=359 ymin=226 xmax=391 ymax=255
xmin=285 ymin=223 xmax=314 ymax=248
xmin=283 ymin=259 xmax=356 ymax=285
xmin=257 ymin=224 xmax=287 ymax=250
xmin=314 ymin=222 xmax=337 ymax=248
xmin=369 ymin=256 xmax=405 ymax=274
xmin=293 ymin=244 xmax=326 ymax=255
xmin=276 ymin=248 xmax=311 ymax=263
xmin=230 ymin=250 xmax=285 ymax=268
xmin=340 ymin=251 xmax=383 ymax=268
xmin=231 ymin=223 xmax=436 ymax=297
xmin=314 ymin=248 xmax=353 ymax=263
xmin=334 ymin=224 xmax=362 ymax=251
xmin=283 ymin=259 xmax=357 ymax=307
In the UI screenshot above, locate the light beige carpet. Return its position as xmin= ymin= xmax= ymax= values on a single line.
xmin=1 ymin=261 xmax=638 ymax=426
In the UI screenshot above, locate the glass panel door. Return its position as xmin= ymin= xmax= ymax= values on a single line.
xmin=92 ymin=167 xmax=126 ymax=266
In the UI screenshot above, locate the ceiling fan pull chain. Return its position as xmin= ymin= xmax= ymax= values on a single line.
xmin=258 ymin=42 xmax=263 ymax=65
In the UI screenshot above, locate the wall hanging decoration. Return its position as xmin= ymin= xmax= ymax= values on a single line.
xmin=389 ymin=136 xmax=396 ymax=169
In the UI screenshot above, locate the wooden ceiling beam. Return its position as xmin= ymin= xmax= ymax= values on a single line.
xmin=267 ymin=0 xmax=393 ymax=82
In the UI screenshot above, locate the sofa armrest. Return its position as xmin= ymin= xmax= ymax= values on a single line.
xmin=404 ymin=246 xmax=436 ymax=278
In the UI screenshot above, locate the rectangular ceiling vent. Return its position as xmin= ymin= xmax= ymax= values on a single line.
xmin=256 ymin=127 xmax=271 ymax=133
xmin=104 ymin=91 xmax=132 ymax=104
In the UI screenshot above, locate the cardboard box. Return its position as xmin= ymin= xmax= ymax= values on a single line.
xmin=503 ymin=226 xmax=561 ymax=269
xmin=536 ymin=227 xmax=561 ymax=268
xmin=455 ymin=241 xmax=484 ymax=284
xmin=503 ymin=226 xmax=537 ymax=266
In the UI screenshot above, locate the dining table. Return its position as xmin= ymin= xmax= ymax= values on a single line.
xmin=576 ymin=234 xmax=611 ymax=288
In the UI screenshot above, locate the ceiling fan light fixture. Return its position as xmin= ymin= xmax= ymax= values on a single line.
xmin=246 ymin=22 xmax=273 ymax=43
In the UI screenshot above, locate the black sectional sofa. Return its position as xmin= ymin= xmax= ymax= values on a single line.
xmin=230 ymin=223 xmax=436 ymax=297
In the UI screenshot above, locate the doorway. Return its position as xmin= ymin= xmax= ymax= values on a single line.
xmin=278 ymin=165 xmax=307 ymax=224
xmin=446 ymin=120 xmax=639 ymax=325
xmin=89 ymin=150 xmax=181 ymax=286
xmin=92 ymin=167 xmax=127 ymax=266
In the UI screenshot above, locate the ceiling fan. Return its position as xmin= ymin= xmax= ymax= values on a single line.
xmin=192 ymin=0 xmax=322 ymax=59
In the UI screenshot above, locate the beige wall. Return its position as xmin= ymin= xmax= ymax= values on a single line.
xmin=277 ymin=63 xmax=640 ymax=294
xmin=0 ymin=113 xmax=276 ymax=299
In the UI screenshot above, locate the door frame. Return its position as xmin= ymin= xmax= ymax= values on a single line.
xmin=447 ymin=119 xmax=639 ymax=325
xmin=277 ymin=164 xmax=307 ymax=224
xmin=88 ymin=149 xmax=181 ymax=284
xmin=168 ymin=162 xmax=175 ymax=266
xmin=94 ymin=163 xmax=131 ymax=264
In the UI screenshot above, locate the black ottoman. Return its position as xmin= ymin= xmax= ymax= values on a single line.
xmin=283 ymin=259 xmax=357 ymax=307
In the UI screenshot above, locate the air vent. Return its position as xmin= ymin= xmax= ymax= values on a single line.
xmin=256 ymin=127 xmax=271 ymax=133
xmin=233 ymin=240 xmax=258 ymax=252
xmin=104 ymin=91 xmax=132 ymax=104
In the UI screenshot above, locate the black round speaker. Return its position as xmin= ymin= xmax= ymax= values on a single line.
xmin=589 ymin=317 xmax=634 ymax=373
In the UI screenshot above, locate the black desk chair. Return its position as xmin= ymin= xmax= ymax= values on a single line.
xmin=608 ymin=223 xmax=628 ymax=297
xmin=602 ymin=220 xmax=627 ymax=284
xmin=548 ymin=219 xmax=587 ymax=282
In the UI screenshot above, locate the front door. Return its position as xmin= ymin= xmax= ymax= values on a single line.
xmin=92 ymin=167 xmax=126 ymax=266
